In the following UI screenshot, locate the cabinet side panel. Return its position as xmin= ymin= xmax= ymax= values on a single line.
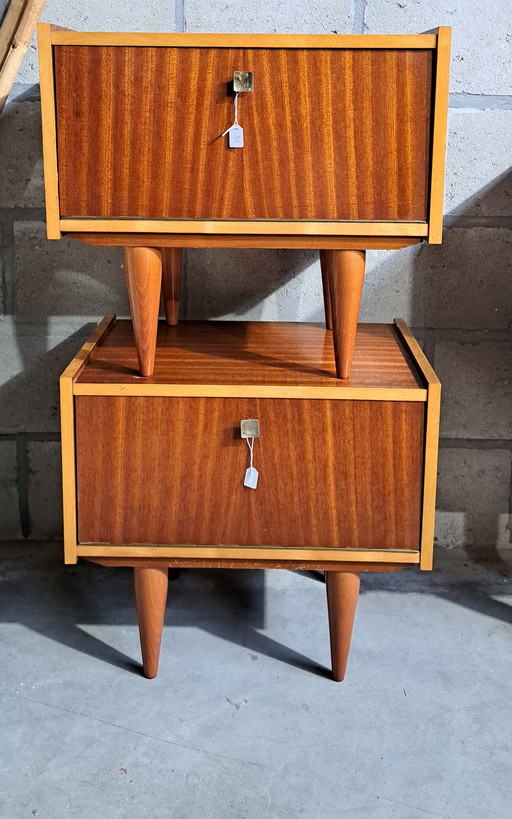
xmin=54 ymin=47 xmax=432 ymax=222
xmin=76 ymin=396 xmax=424 ymax=549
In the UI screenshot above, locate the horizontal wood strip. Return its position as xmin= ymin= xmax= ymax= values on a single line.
xmin=59 ymin=219 xmax=430 ymax=236
xmin=76 ymin=545 xmax=421 ymax=563
xmin=67 ymin=233 xmax=422 ymax=250
xmin=85 ymin=557 xmax=408 ymax=572
xmin=51 ymin=31 xmax=437 ymax=49
xmin=72 ymin=383 xmax=427 ymax=401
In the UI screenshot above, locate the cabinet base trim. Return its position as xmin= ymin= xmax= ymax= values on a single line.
xmin=75 ymin=545 xmax=420 ymax=563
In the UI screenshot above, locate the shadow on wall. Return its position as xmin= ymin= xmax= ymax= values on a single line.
xmin=360 ymin=171 xmax=512 ymax=330
xmin=364 ymin=171 xmax=512 ymax=552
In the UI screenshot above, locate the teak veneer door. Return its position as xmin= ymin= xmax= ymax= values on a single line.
xmin=54 ymin=46 xmax=432 ymax=222
xmin=75 ymin=395 xmax=424 ymax=549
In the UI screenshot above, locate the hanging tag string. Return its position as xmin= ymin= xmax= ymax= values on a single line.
xmin=221 ymin=92 xmax=240 ymax=137
xmin=246 ymin=436 xmax=254 ymax=468
xmin=243 ymin=436 xmax=258 ymax=489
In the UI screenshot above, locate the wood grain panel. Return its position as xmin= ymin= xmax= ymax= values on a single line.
xmin=75 ymin=321 xmax=425 ymax=391
xmin=75 ymin=396 xmax=424 ymax=549
xmin=54 ymin=46 xmax=432 ymax=222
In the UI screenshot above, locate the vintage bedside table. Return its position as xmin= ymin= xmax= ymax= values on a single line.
xmin=42 ymin=26 xmax=449 ymax=680
xmin=39 ymin=26 xmax=451 ymax=380
xmin=60 ymin=316 xmax=440 ymax=680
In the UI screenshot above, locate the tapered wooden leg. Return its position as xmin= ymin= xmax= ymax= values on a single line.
xmin=319 ymin=250 xmax=333 ymax=330
xmin=134 ymin=567 xmax=168 ymax=678
xmin=324 ymin=249 xmax=366 ymax=379
xmin=325 ymin=571 xmax=360 ymax=682
xmin=124 ymin=246 xmax=162 ymax=376
xmin=161 ymin=247 xmax=182 ymax=326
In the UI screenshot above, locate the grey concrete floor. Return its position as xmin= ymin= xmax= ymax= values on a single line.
xmin=0 ymin=543 xmax=511 ymax=818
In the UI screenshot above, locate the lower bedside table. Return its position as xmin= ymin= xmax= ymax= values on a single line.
xmin=60 ymin=317 xmax=440 ymax=680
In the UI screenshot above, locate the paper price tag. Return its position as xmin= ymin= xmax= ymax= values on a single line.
xmin=244 ymin=466 xmax=259 ymax=489
xmin=229 ymin=124 xmax=244 ymax=148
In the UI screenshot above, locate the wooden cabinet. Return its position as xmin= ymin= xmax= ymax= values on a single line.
xmin=39 ymin=28 xmax=450 ymax=383
xmin=60 ymin=316 xmax=440 ymax=680
xmin=62 ymin=318 xmax=440 ymax=572
xmin=46 ymin=28 xmax=448 ymax=680
xmin=39 ymin=29 xmax=450 ymax=243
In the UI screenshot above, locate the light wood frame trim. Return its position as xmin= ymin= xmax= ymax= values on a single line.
xmin=428 ymin=26 xmax=451 ymax=244
xmin=394 ymin=319 xmax=441 ymax=570
xmin=59 ymin=219 xmax=429 ymax=238
xmin=72 ymin=383 xmax=427 ymax=401
xmin=76 ymin=545 xmax=420 ymax=563
xmin=37 ymin=22 xmax=61 ymax=239
xmin=60 ymin=316 xmax=116 ymax=563
xmin=419 ymin=382 xmax=441 ymax=570
xmin=49 ymin=31 xmax=437 ymax=49
xmin=394 ymin=319 xmax=440 ymax=388
xmin=61 ymin=315 xmax=116 ymax=382
xmin=60 ymin=365 xmax=76 ymax=563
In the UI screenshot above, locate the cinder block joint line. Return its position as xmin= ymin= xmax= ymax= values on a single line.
xmin=176 ymin=0 xmax=185 ymax=33
xmin=15 ymin=437 xmax=30 ymax=538
xmin=413 ymin=328 xmax=512 ymax=344
xmin=0 ymin=213 xmax=14 ymax=316
xmin=0 ymin=432 xmax=60 ymax=442
xmin=449 ymin=93 xmax=512 ymax=111
xmin=440 ymin=438 xmax=512 ymax=451
xmin=353 ymin=0 xmax=366 ymax=34
xmin=0 ymin=208 xmax=47 ymax=221
xmin=444 ymin=216 xmax=512 ymax=229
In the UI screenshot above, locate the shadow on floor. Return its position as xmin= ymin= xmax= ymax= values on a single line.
xmin=0 ymin=542 xmax=510 ymax=677
xmin=0 ymin=542 xmax=335 ymax=678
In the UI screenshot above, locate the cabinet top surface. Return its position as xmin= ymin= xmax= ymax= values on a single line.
xmin=75 ymin=321 xmax=425 ymax=392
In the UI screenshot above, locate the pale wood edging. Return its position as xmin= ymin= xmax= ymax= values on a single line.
xmin=37 ymin=20 xmax=61 ymax=239
xmin=72 ymin=383 xmax=428 ymax=401
xmin=394 ymin=319 xmax=441 ymax=570
xmin=76 ymin=545 xmax=420 ymax=563
xmin=58 ymin=219 xmax=429 ymax=237
xmin=50 ymin=31 xmax=437 ymax=49
xmin=60 ymin=316 xmax=116 ymax=563
xmin=428 ymin=26 xmax=451 ymax=243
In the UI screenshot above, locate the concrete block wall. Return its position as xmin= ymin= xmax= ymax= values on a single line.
xmin=0 ymin=0 xmax=511 ymax=549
